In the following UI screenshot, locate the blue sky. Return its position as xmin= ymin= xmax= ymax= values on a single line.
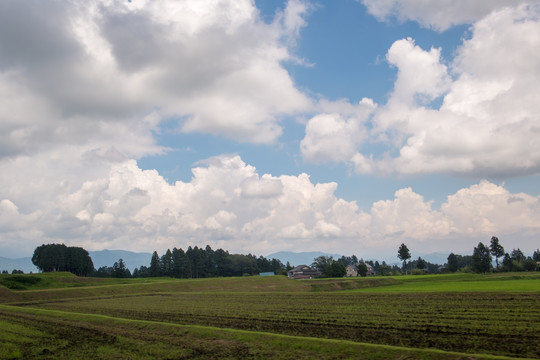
xmin=0 ymin=0 xmax=539 ymax=261
xmin=139 ymin=1 xmax=473 ymax=206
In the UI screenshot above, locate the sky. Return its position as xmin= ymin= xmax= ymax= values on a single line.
xmin=0 ymin=0 xmax=539 ymax=261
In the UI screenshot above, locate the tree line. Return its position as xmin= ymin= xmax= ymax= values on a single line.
xmin=13 ymin=238 xmax=539 ymax=278
xmin=449 ymin=236 xmax=540 ymax=273
xmin=92 ymin=245 xmax=287 ymax=279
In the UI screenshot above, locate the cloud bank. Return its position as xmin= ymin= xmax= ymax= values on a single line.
xmin=1 ymin=155 xmax=539 ymax=258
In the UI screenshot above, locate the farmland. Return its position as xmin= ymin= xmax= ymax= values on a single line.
xmin=1 ymin=272 xmax=539 ymax=359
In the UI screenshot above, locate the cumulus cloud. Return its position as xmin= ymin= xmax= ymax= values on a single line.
xmin=1 ymin=155 xmax=539 ymax=258
xmin=0 ymin=0 xmax=311 ymax=161
xmin=302 ymin=3 xmax=540 ymax=178
xmin=361 ymin=0 xmax=531 ymax=31
xmin=300 ymin=98 xmax=376 ymax=164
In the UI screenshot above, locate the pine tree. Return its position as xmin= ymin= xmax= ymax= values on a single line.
xmin=472 ymin=242 xmax=492 ymax=273
xmin=397 ymin=243 xmax=411 ymax=274
xmin=149 ymin=251 xmax=161 ymax=277
xmin=489 ymin=236 xmax=504 ymax=269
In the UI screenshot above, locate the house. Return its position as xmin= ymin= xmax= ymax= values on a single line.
xmin=346 ymin=265 xmax=357 ymax=277
xmin=365 ymin=263 xmax=375 ymax=276
xmin=287 ymin=265 xmax=321 ymax=279
xmin=347 ymin=263 xmax=375 ymax=276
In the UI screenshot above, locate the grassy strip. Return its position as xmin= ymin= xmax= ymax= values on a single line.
xmin=0 ymin=305 xmax=526 ymax=360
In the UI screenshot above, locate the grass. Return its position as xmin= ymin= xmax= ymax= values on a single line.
xmin=1 ymin=272 xmax=539 ymax=359
xmin=0 ymin=305 xmax=524 ymax=360
xmin=347 ymin=273 xmax=540 ymax=293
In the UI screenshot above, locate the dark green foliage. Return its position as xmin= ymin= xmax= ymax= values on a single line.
xmin=142 ymin=246 xmax=283 ymax=279
xmin=523 ymin=258 xmax=537 ymax=271
xmin=93 ymin=266 xmax=113 ymax=278
xmin=415 ymin=257 xmax=426 ymax=269
xmin=397 ymin=243 xmax=411 ymax=274
xmin=325 ymin=261 xmax=346 ymax=277
xmin=149 ymin=251 xmax=161 ymax=277
xmin=172 ymin=247 xmax=191 ymax=278
xmin=510 ymin=248 xmax=526 ymax=262
xmin=312 ymin=256 xmax=346 ymax=278
xmin=489 ymin=236 xmax=504 ymax=268
xmin=32 ymin=244 xmax=94 ymax=276
xmin=112 ymin=259 xmax=131 ymax=278
xmin=336 ymin=255 xmax=358 ymax=267
xmin=533 ymin=249 xmax=540 ymax=262
xmin=356 ymin=261 xmax=368 ymax=277
xmin=160 ymin=249 xmax=173 ymax=277
xmin=472 ymin=242 xmax=492 ymax=273
xmin=447 ymin=253 xmax=458 ymax=273
xmin=311 ymin=255 xmax=333 ymax=273
xmin=500 ymin=249 xmax=539 ymax=272
xmin=132 ymin=265 xmax=150 ymax=278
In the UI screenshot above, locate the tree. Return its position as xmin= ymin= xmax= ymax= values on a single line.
xmin=161 ymin=249 xmax=173 ymax=277
xmin=112 ymin=259 xmax=131 ymax=278
xmin=510 ymin=248 xmax=526 ymax=262
xmin=489 ymin=236 xmax=504 ymax=269
xmin=356 ymin=261 xmax=368 ymax=277
xmin=472 ymin=242 xmax=492 ymax=273
xmin=523 ymin=258 xmax=537 ymax=272
xmin=32 ymin=244 xmax=93 ymax=276
xmin=447 ymin=253 xmax=458 ymax=273
xmin=285 ymin=261 xmax=293 ymax=271
xmin=149 ymin=251 xmax=161 ymax=277
xmin=416 ymin=257 xmax=426 ymax=270
xmin=172 ymin=247 xmax=191 ymax=278
xmin=533 ymin=249 xmax=540 ymax=262
xmin=397 ymin=243 xmax=411 ymax=274
xmin=312 ymin=256 xmax=333 ymax=273
xmin=502 ymin=253 xmax=513 ymax=272
xmin=325 ymin=261 xmax=346 ymax=278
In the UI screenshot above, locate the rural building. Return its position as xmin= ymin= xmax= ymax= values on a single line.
xmin=346 ymin=263 xmax=375 ymax=276
xmin=346 ymin=265 xmax=357 ymax=277
xmin=365 ymin=263 xmax=375 ymax=275
xmin=287 ymin=265 xmax=321 ymax=279
xmin=259 ymin=272 xmax=275 ymax=276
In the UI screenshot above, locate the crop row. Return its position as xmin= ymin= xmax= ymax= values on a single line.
xmin=29 ymin=292 xmax=540 ymax=358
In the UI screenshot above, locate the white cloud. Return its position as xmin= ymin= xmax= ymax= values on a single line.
xmin=385 ymin=38 xmax=451 ymax=106
xmin=361 ymin=0 xmax=531 ymax=31
xmin=300 ymin=98 xmax=376 ymax=164
xmin=0 ymin=0 xmax=312 ymax=161
xmin=303 ymin=4 xmax=540 ymax=178
xmin=1 ymin=155 xmax=539 ymax=258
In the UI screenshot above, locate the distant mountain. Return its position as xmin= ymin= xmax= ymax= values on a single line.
xmin=266 ymin=251 xmax=343 ymax=267
xmin=0 ymin=257 xmax=38 ymax=273
xmin=89 ymin=250 xmax=152 ymax=271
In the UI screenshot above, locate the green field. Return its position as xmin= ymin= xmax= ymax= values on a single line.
xmin=0 ymin=272 xmax=539 ymax=359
